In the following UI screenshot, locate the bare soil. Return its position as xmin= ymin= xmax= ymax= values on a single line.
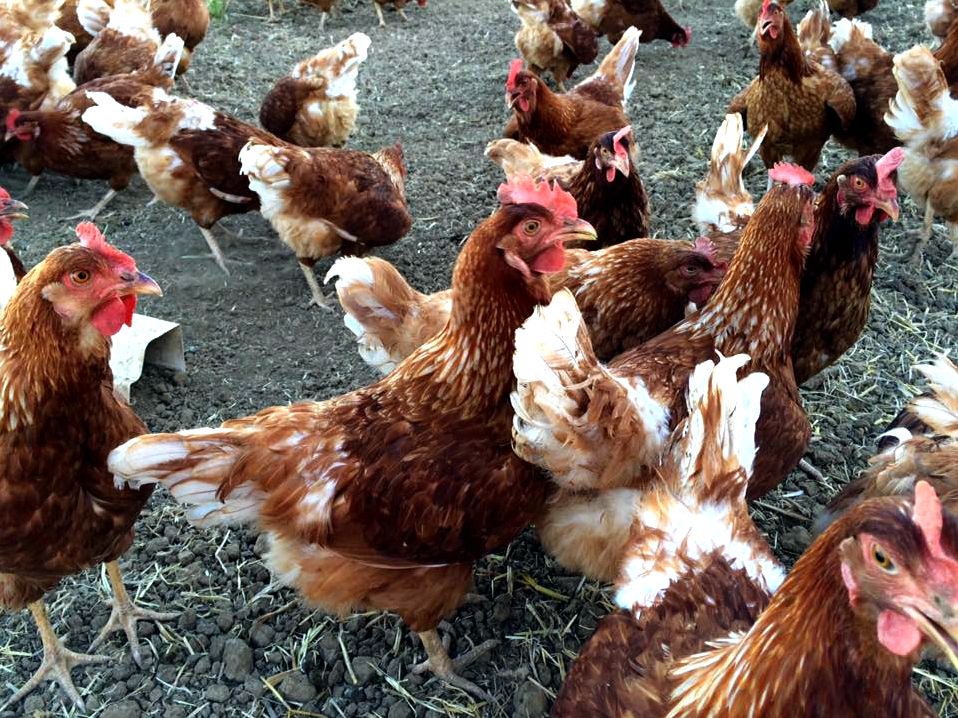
xmin=1 ymin=0 xmax=957 ymax=715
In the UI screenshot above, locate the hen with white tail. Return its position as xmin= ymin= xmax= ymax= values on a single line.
xmin=259 ymin=32 xmax=371 ymax=148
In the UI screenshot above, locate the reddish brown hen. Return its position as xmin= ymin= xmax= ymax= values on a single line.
xmin=504 ymin=26 xmax=639 ymax=159
xmin=108 ymin=179 xmax=596 ymax=700
xmin=572 ymin=0 xmax=690 ymax=46
xmin=511 ymin=0 xmax=598 ymax=91
xmin=0 ymin=224 xmax=170 ymax=711
xmin=150 ymin=0 xmax=208 ymax=73
xmin=728 ymin=0 xmax=855 ymax=171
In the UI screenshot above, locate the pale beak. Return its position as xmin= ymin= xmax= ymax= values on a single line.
xmin=873 ymin=196 xmax=900 ymax=223
xmin=119 ymin=270 xmax=163 ymax=297
xmin=556 ymin=218 xmax=597 ymax=244
xmin=610 ymin=153 xmax=630 ymax=179
xmin=0 ymin=199 xmax=28 ymax=221
xmin=905 ymin=606 xmax=958 ymax=672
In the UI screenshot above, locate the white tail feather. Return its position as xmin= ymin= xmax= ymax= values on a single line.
xmin=80 ymin=91 xmax=149 ymax=147
xmin=77 ymin=0 xmax=112 ymax=36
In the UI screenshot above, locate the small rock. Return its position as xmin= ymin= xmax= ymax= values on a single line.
xmin=319 ymin=632 xmax=340 ymax=663
xmin=23 ymin=695 xmax=45 ymax=714
xmin=244 ymin=675 xmax=264 ymax=698
xmin=279 ymin=672 xmax=318 ymax=703
xmin=781 ymin=525 xmax=812 ymax=554
xmin=514 ymin=681 xmax=549 ymax=717
xmin=216 ymin=609 xmax=235 ymax=631
xmin=101 ymin=700 xmax=142 ymax=718
xmin=387 ymin=701 xmax=414 ymax=718
xmin=250 ymin=623 xmax=275 ymax=648
xmin=204 ymin=684 xmax=231 ymax=703
xmin=253 ymin=533 xmax=271 ymax=556
xmin=178 ymin=608 xmax=197 ymax=631
xmin=327 ymin=659 xmax=346 ymax=687
xmin=492 ymin=595 xmax=512 ymax=624
xmin=351 ymin=655 xmax=378 ymax=684
xmin=223 ymin=638 xmax=254 ymax=681
xmin=194 ymin=656 xmax=211 ymax=675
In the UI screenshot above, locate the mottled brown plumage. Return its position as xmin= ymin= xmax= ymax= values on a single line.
xmin=512 ymin=0 xmax=598 ymax=90
xmin=728 ymin=1 xmax=855 ymax=171
xmin=108 ymin=183 xmax=596 ymax=696
xmin=73 ymin=0 xmax=169 ymax=85
xmin=827 ymin=0 xmax=878 ymax=18
xmin=573 ymin=0 xmax=690 ymax=46
xmin=150 ymin=0 xmax=209 ymax=72
xmin=504 ymin=27 xmax=638 ymax=159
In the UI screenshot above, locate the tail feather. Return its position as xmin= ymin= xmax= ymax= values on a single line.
xmin=76 ymin=0 xmax=113 ymax=36
xmin=510 ymin=289 xmax=670 ymax=491
xmin=153 ymin=32 xmax=185 ymax=78
xmin=484 ymin=139 xmax=581 ymax=183
xmin=911 ymin=355 xmax=958 ymax=437
xmin=582 ymin=25 xmax=641 ymax=106
xmin=80 ymin=90 xmax=150 ymax=147
xmin=293 ymin=32 xmax=371 ymax=99
xmin=886 ymin=45 xmax=958 ymax=147
xmin=325 ymin=256 xmax=447 ymax=375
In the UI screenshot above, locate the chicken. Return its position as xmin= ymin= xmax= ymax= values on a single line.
xmin=0 ymin=223 xmax=170 ymax=711
xmin=57 ymin=0 xmax=94 ymax=62
xmin=935 ymin=6 xmax=958 ymax=89
xmin=259 ymin=33 xmax=371 ymax=149
xmin=572 ymin=0 xmax=690 ymax=46
xmin=4 ymin=41 xmax=181 ymax=220
xmin=328 ymin=237 xmax=727 ymax=374
xmin=511 ymin=171 xmax=815 ymax=581
xmin=692 ymin=112 xmax=766 ymax=244
xmin=796 ymin=3 xmax=837 ymax=72
xmin=107 ymin=179 xmax=597 ymax=700
xmin=827 ymin=0 xmax=878 ymax=19
xmin=926 ymin=0 xmax=957 ymax=39
xmin=791 ymin=148 xmax=903 ymax=385
xmin=238 ymin=138 xmax=411 ymax=308
xmin=73 ymin=0 xmax=179 ymax=84
xmin=554 ymin=478 xmax=958 ymax=716
xmin=484 ymin=138 xmax=582 ymax=186
xmin=884 ymin=45 xmax=958 ymax=261
xmin=80 ymin=87 xmax=276 ymax=274
xmin=734 ymin=0 xmax=792 ymax=30
xmin=373 ymin=0 xmax=426 ymax=27
xmin=149 ymin=0 xmax=208 ymax=74
xmin=816 ymin=355 xmax=958 ymax=529
xmin=504 ymin=25 xmax=639 ymax=159
xmin=728 ymin=0 xmax=856 ymax=172
xmin=511 ymin=0 xmax=599 ymax=92
xmin=0 ymin=188 xmax=29 ymax=310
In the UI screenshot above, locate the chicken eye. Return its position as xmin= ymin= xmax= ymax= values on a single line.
xmin=522 ymin=220 xmax=541 ymax=235
xmin=684 ymin=265 xmax=700 ymax=275
xmin=872 ymin=545 xmax=896 ymax=573
xmin=852 ymin=177 xmax=867 ymax=191
xmin=71 ymin=270 xmax=91 ymax=285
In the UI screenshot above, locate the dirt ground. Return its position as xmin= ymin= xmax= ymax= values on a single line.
xmin=1 ymin=0 xmax=957 ymax=715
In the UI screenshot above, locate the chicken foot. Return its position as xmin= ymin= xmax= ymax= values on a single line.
xmin=412 ymin=629 xmax=498 ymax=701
xmin=0 ymin=601 xmax=110 ymax=712
xmin=200 ymin=227 xmax=231 ymax=275
xmin=88 ymin=561 xmax=177 ymax=668
xmin=908 ymin=201 xmax=936 ymax=266
xmin=300 ymin=260 xmax=332 ymax=309
xmin=375 ymin=2 xmax=387 ymax=26
xmin=20 ymin=175 xmax=40 ymax=198
xmin=63 ymin=188 xmax=118 ymax=221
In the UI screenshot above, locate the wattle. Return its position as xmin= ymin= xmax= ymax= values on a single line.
xmin=530 ymin=244 xmax=565 ymax=274
xmin=91 ymin=295 xmax=138 ymax=337
xmin=877 ymin=609 xmax=922 ymax=657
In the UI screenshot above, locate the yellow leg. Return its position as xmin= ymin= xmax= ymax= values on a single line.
xmin=88 ymin=561 xmax=177 ymax=668
xmin=412 ymin=629 xmax=498 ymax=701
xmin=0 ymin=601 xmax=110 ymax=711
xmin=375 ymin=1 xmax=386 ymax=26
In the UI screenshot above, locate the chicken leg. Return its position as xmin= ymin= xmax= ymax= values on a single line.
xmin=0 ymin=601 xmax=110 ymax=711
xmin=412 ymin=629 xmax=498 ymax=701
xmin=63 ymin=188 xmax=118 ymax=221
xmin=375 ymin=1 xmax=387 ymax=26
xmin=200 ymin=227 xmax=231 ymax=275
xmin=909 ymin=201 xmax=936 ymax=266
xmin=88 ymin=561 xmax=177 ymax=668
xmin=299 ymin=261 xmax=331 ymax=309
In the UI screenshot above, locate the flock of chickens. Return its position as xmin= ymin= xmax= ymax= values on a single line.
xmin=1 ymin=0 xmax=958 ymax=714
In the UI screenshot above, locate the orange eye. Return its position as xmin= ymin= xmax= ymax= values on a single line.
xmin=71 ymin=270 xmax=91 ymax=284
xmin=522 ymin=220 xmax=540 ymax=235
xmin=852 ymin=177 xmax=867 ymax=190
xmin=872 ymin=544 xmax=896 ymax=573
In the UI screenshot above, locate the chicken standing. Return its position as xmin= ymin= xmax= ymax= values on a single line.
xmin=4 ymin=41 xmax=181 ymax=220
xmin=80 ymin=88 xmax=277 ymax=274
xmin=511 ymin=172 xmax=815 ymax=582
xmin=107 ymin=179 xmax=596 ymax=700
xmin=511 ymin=0 xmax=598 ymax=91
xmin=0 ymin=223 xmax=170 ymax=711
xmin=329 ymin=236 xmax=726 ymax=374
xmin=728 ymin=0 xmax=855 ymax=172
xmin=572 ymin=0 xmax=690 ymax=46
xmin=259 ymin=33 xmax=372 ymax=148
xmin=504 ymin=26 xmax=639 ymax=159
xmin=373 ymin=0 xmax=426 ymax=27
xmin=553 ymin=473 xmax=958 ymax=716
xmin=239 ymin=138 xmax=411 ymax=307
xmin=885 ymin=45 xmax=958 ymax=261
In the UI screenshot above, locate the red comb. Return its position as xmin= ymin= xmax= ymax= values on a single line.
xmin=497 ymin=177 xmax=578 ymax=220
xmin=506 ymin=59 xmax=523 ymax=92
xmin=5 ymin=109 xmax=20 ymax=132
xmin=914 ymin=481 xmax=947 ymax=560
xmin=768 ymin=163 xmax=816 ymax=187
xmin=876 ymin=147 xmax=905 ymax=194
xmin=612 ymin=125 xmax=632 ymax=158
xmin=761 ymin=0 xmax=772 ymax=14
xmin=692 ymin=236 xmax=717 ymax=260
xmin=76 ymin=222 xmax=136 ymax=270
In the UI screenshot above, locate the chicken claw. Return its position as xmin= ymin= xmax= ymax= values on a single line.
xmin=300 ymin=261 xmax=332 ymax=309
xmin=89 ymin=561 xmax=178 ymax=668
xmin=62 ymin=189 xmax=118 ymax=222
xmin=0 ymin=601 xmax=110 ymax=712
xmin=413 ymin=629 xmax=498 ymax=701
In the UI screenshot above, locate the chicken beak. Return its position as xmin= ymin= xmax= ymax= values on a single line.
xmin=557 ymin=218 xmax=597 ymax=244
xmin=610 ymin=154 xmax=630 ymax=179
xmin=123 ymin=270 xmax=163 ymax=297
xmin=873 ymin=196 xmax=900 ymax=223
xmin=0 ymin=199 xmax=28 ymax=221
xmin=905 ymin=606 xmax=958 ymax=672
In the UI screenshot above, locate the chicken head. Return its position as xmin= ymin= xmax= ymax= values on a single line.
xmin=663 ymin=237 xmax=729 ymax=306
xmin=839 ymin=482 xmax=958 ymax=670
xmin=592 ymin=125 xmax=635 ymax=183
xmin=0 ymin=187 xmax=28 ymax=246
xmin=4 ymin=109 xmax=39 ymax=143
xmin=36 ymin=223 xmax=162 ymax=339
xmin=835 ymin=148 xmax=904 ymax=226
xmin=506 ymin=59 xmax=539 ymax=115
xmin=758 ymin=0 xmax=786 ymax=41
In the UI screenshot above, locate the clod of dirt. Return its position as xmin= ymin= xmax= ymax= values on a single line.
xmin=351 ymin=655 xmax=379 ymax=684
xmin=279 ymin=672 xmax=318 ymax=703
xmin=514 ymin=680 xmax=550 ymax=717
xmin=223 ymin=637 xmax=254 ymax=681
xmin=204 ymin=684 xmax=231 ymax=703
xmin=101 ymin=701 xmax=142 ymax=718
xmin=387 ymin=701 xmax=414 ymax=718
